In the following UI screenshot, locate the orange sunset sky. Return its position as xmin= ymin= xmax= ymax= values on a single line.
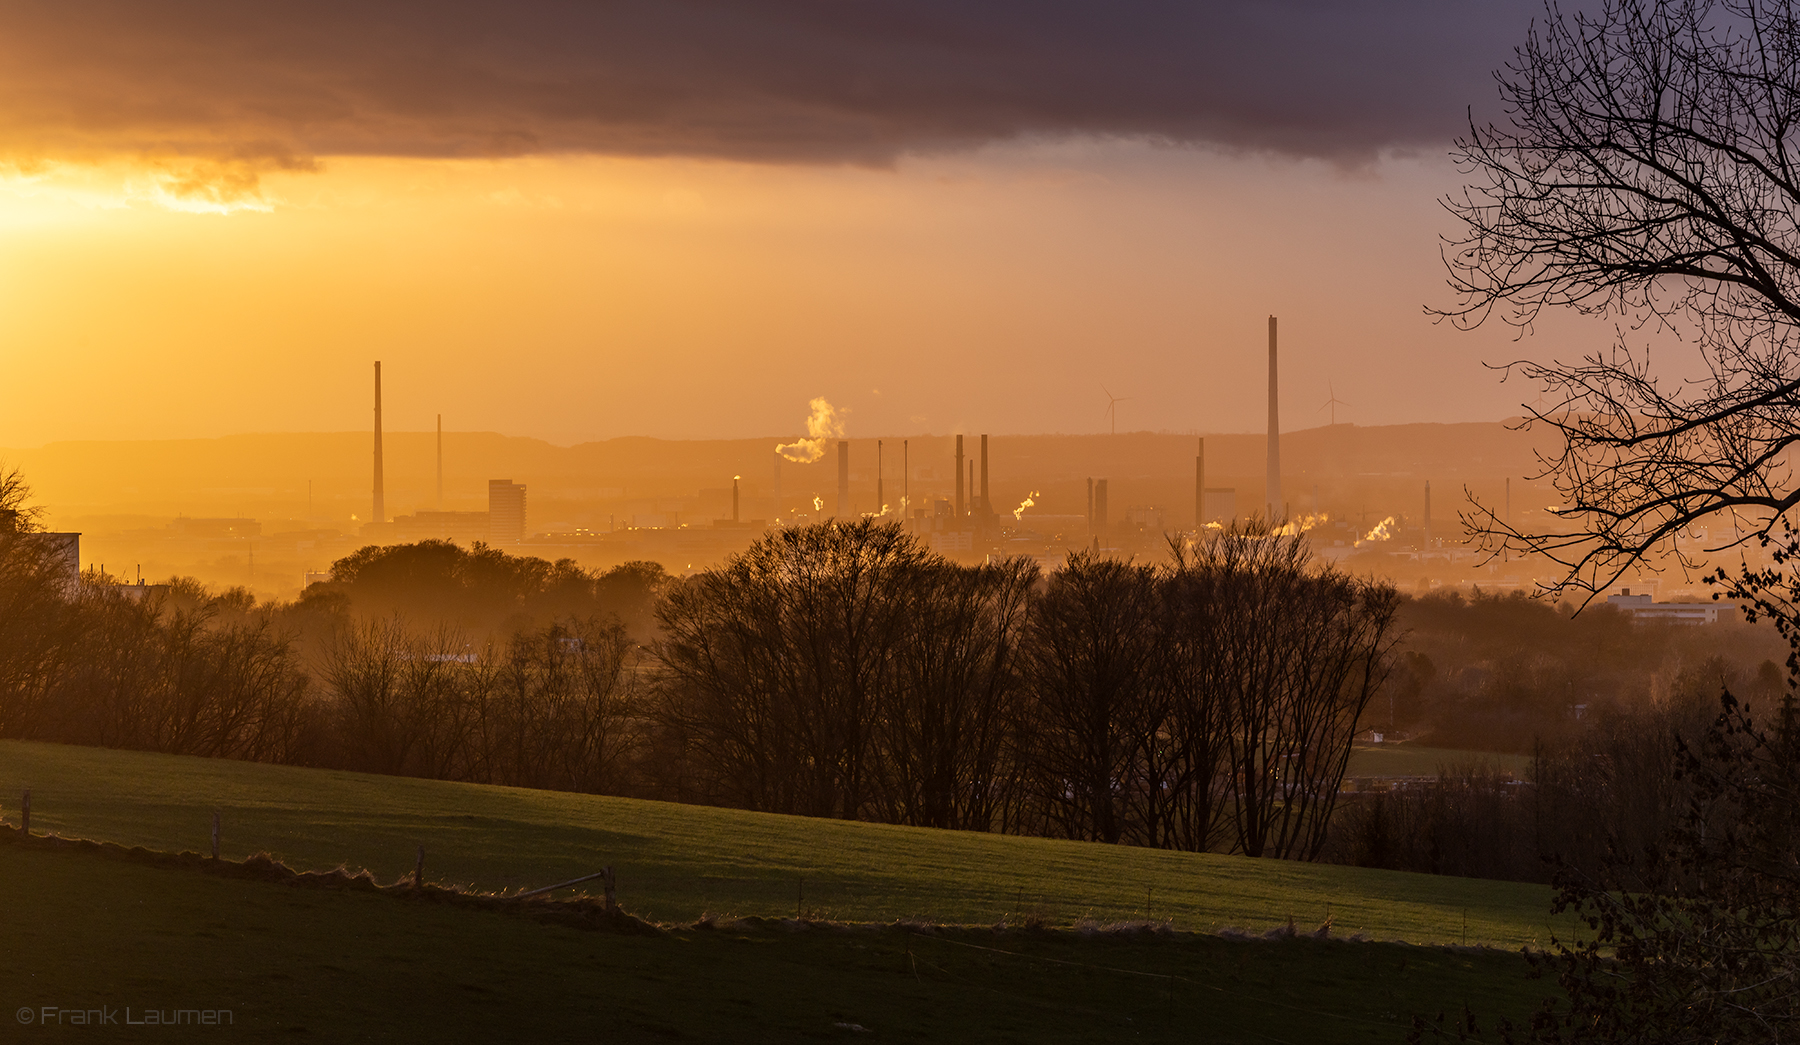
xmin=0 ymin=1 xmax=1628 ymax=447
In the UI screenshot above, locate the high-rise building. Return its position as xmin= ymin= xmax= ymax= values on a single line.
xmin=488 ymin=479 xmax=527 ymax=544
xmin=36 ymin=532 xmax=80 ymax=594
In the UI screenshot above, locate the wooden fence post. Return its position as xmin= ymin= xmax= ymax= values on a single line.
xmin=413 ymin=845 xmax=425 ymax=890
xmin=20 ymin=788 xmax=28 ymax=837
xmin=602 ymin=866 xmax=616 ymax=911
xmin=211 ymin=811 xmax=220 ymax=860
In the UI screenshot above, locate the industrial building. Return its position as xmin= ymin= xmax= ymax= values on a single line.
xmin=488 ymin=480 xmax=527 ymax=544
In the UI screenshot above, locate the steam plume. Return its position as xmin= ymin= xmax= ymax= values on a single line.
xmin=1355 ymin=516 xmax=1397 ymax=547
xmin=776 ymin=397 xmax=845 ymax=464
xmin=1272 ymin=512 xmax=1328 ymax=537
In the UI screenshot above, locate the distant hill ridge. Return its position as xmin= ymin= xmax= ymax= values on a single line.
xmin=2 ymin=421 xmax=1558 ymax=521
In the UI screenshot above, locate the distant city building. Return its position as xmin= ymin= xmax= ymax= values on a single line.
xmin=392 ymin=511 xmax=490 ymax=544
xmin=488 ymin=480 xmax=527 ymax=543
xmin=1124 ymin=505 xmax=1167 ymax=532
xmin=1607 ymin=588 xmax=1724 ymax=625
xmin=1201 ymin=488 xmax=1237 ymax=525
xmin=114 ymin=580 xmax=172 ymax=603
xmin=930 ymin=530 xmax=972 ymax=554
xmin=36 ymin=532 xmax=80 ymax=593
xmin=303 ymin=571 xmax=331 ymax=588
xmin=169 ymin=518 xmax=260 ymax=539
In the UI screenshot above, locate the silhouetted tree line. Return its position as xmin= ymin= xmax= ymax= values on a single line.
xmin=0 ymin=479 xmax=1416 ymax=860
xmin=1379 ymin=588 xmax=1785 ymax=752
xmin=4 ymin=474 xmax=1791 ymax=881
xmin=1326 ymin=656 xmax=1768 ymax=883
xmin=303 ymin=538 xmax=669 ymax=640
xmin=652 ymin=519 xmax=1401 ymax=859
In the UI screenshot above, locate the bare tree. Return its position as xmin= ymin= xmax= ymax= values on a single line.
xmin=0 ymin=466 xmax=80 ymax=736
xmin=1180 ymin=526 xmax=1400 ymax=860
xmin=653 ymin=520 xmax=928 ymax=818
xmin=1020 ymin=552 xmax=1162 ymax=845
xmin=877 ymin=557 xmax=1037 ymax=831
xmin=1441 ymin=0 xmax=1800 ymax=595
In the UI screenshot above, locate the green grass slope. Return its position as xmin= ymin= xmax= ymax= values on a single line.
xmin=0 ymin=842 xmax=1553 ymax=1044
xmin=0 ymin=740 xmax=1563 ymax=947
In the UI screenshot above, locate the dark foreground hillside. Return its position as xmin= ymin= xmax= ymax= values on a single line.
xmin=0 ymin=839 xmax=1553 ymax=1044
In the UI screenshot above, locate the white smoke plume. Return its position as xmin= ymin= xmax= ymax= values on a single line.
xmin=1355 ymin=516 xmax=1397 ymax=547
xmin=1272 ymin=512 xmax=1330 ymax=537
xmin=775 ymin=397 xmax=846 ymax=464
xmin=1012 ymin=491 xmax=1041 ymax=521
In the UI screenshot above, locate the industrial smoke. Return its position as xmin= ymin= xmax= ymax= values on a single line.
xmin=776 ymin=397 xmax=846 ymax=464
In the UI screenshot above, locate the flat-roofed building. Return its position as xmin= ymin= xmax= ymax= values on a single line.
xmin=1607 ymin=588 xmax=1725 ymax=625
xmin=37 ymin=531 xmax=80 ymax=593
xmin=488 ymin=480 xmax=527 ymax=544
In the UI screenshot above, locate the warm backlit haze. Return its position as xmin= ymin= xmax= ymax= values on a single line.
xmin=0 ymin=0 xmax=1663 ymax=598
xmin=0 ymin=0 xmax=1609 ymax=448
xmin=11 ymin=6 xmax=1800 ymax=1034
xmin=0 ymin=147 xmax=1606 ymax=447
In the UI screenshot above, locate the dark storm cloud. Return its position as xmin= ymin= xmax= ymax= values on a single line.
xmin=0 ymin=1 xmax=1535 ymax=166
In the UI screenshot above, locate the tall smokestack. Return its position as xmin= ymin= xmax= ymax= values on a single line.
xmin=877 ymin=440 xmax=883 ymax=514
xmin=1087 ymin=477 xmax=1094 ymax=533
xmin=955 ymin=435 xmax=965 ymax=518
xmin=435 ymin=413 xmax=442 ymax=512
xmin=1424 ymin=480 xmax=1433 ymax=547
xmin=373 ymin=361 xmax=385 ymax=525
xmin=733 ymin=475 xmax=740 ymax=524
xmin=980 ymin=434 xmax=989 ymax=515
xmin=1266 ymin=316 xmax=1280 ymax=523
xmin=1095 ymin=479 xmax=1109 ymax=536
xmin=837 ymin=441 xmax=850 ymax=519
xmin=1195 ymin=437 xmax=1205 ymax=528
xmin=773 ymin=453 xmax=782 ymax=524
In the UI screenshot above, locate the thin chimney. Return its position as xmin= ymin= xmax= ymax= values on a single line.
xmin=980 ymin=434 xmax=989 ymax=515
xmin=955 ymin=435 xmax=965 ymax=518
xmin=436 ymin=413 xmax=443 ymax=512
xmin=1266 ymin=316 xmax=1280 ymax=524
xmin=1195 ymin=437 xmax=1205 ymax=528
xmin=773 ymin=453 xmax=783 ymax=524
xmin=373 ymin=361 xmax=385 ymax=526
xmin=1424 ymin=480 xmax=1433 ymax=547
xmin=733 ymin=476 xmax=740 ymax=524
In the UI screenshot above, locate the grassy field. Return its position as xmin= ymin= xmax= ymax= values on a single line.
xmin=0 ymin=841 xmax=1554 ymax=1043
xmin=1347 ymin=744 xmax=1533 ymax=779
xmin=0 ymin=740 xmax=1565 ymax=948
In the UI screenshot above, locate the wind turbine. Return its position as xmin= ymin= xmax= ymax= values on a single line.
xmin=1102 ymin=386 xmax=1134 ymax=436
xmin=1319 ymin=381 xmax=1349 ymax=426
